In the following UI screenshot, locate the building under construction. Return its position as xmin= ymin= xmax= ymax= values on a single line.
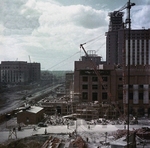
xmin=73 ymin=6 xmax=150 ymax=119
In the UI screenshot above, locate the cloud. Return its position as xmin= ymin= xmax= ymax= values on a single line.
xmin=72 ymin=5 xmax=108 ymax=29
xmin=0 ymin=36 xmax=29 ymax=61
xmin=132 ymin=5 xmax=150 ymax=29
xmin=0 ymin=0 xmax=149 ymax=70
xmin=0 ymin=0 xmax=40 ymax=36
xmin=30 ymin=1 xmax=108 ymax=65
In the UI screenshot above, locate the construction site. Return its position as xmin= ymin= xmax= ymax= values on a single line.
xmin=1 ymin=0 xmax=150 ymax=147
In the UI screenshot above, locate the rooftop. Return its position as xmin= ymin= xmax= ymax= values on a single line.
xmin=26 ymin=106 xmax=43 ymax=114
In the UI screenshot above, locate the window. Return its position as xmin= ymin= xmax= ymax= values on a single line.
xmin=92 ymin=77 xmax=98 ymax=82
xmin=102 ymin=92 xmax=107 ymax=100
xmin=102 ymin=77 xmax=108 ymax=82
xmin=139 ymin=85 xmax=143 ymax=89
xmin=92 ymin=92 xmax=98 ymax=101
xmin=118 ymin=85 xmax=123 ymax=89
xmin=129 ymin=93 xmax=133 ymax=100
xmin=102 ymin=85 xmax=107 ymax=90
xmin=82 ymin=76 xmax=88 ymax=82
xmin=139 ymin=93 xmax=143 ymax=100
xmin=82 ymin=92 xmax=88 ymax=100
xmin=118 ymin=93 xmax=123 ymax=100
xmin=119 ymin=77 xmax=122 ymax=81
xmin=92 ymin=85 xmax=98 ymax=90
xmin=82 ymin=85 xmax=88 ymax=89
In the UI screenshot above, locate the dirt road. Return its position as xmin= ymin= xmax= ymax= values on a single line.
xmin=0 ymin=84 xmax=61 ymax=115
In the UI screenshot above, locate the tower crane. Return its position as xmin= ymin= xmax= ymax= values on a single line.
xmin=114 ymin=1 xmax=135 ymax=27
xmin=114 ymin=1 xmax=135 ymax=116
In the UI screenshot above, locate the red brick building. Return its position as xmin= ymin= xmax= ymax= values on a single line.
xmin=17 ymin=106 xmax=44 ymax=124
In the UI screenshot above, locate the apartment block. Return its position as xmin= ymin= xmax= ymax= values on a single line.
xmin=0 ymin=61 xmax=40 ymax=85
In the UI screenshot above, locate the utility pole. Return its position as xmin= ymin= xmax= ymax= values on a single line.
xmin=126 ymin=1 xmax=135 ymax=147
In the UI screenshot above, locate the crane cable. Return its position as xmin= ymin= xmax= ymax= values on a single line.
xmin=48 ymin=51 xmax=80 ymax=70
xmin=82 ymin=34 xmax=104 ymax=49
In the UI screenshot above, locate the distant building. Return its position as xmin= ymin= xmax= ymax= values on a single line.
xmin=17 ymin=106 xmax=44 ymax=124
xmin=0 ymin=61 xmax=40 ymax=85
xmin=28 ymin=62 xmax=41 ymax=82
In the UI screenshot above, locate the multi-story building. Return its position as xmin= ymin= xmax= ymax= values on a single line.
xmin=28 ymin=62 xmax=41 ymax=82
xmin=74 ymin=10 xmax=150 ymax=119
xmin=106 ymin=10 xmax=150 ymax=117
xmin=106 ymin=11 xmax=150 ymax=66
xmin=0 ymin=61 xmax=40 ymax=85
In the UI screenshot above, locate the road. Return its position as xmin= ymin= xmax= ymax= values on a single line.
xmin=0 ymin=118 xmax=149 ymax=148
xmin=0 ymin=84 xmax=62 ymax=115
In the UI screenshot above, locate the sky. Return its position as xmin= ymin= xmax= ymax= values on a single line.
xmin=0 ymin=0 xmax=150 ymax=71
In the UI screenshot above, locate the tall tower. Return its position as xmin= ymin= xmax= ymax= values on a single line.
xmin=106 ymin=8 xmax=150 ymax=118
xmin=108 ymin=11 xmax=124 ymax=31
xmin=106 ymin=11 xmax=124 ymax=65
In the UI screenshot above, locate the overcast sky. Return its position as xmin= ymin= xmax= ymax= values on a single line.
xmin=0 ymin=0 xmax=150 ymax=70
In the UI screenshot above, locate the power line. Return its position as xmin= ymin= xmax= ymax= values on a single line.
xmin=84 ymin=34 xmax=104 ymax=44
xmin=96 ymin=42 xmax=105 ymax=52
xmin=47 ymin=51 xmax=80 ymax=70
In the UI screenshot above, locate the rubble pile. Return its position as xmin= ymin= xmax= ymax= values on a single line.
xmin=136 ymin=127 xmax=150 ymax=140
xmin=70 ymin=136 xmax=87 ymax=148
xmin=112 ymin=129 xmax=134 ymax=139
xmin=0 ymin=135 xmax=48 ymax=148
xmin=41 ymin=136 xmax=61 ymax=148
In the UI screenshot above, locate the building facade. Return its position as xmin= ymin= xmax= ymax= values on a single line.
xmin=0 ymin=61 xmax=40 ymax=85
xmin=17 ymin=106 xmax=44 ymax=124
xmin=73 ymin=10 xmax=150 ymax=118
xmin=106 ymin=10 xmax=150 ymax=117
xmin=106 ymin=11 xmax=150 ymax=66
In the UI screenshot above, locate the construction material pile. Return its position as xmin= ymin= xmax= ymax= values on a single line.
xmin=135 ymin=127 xmax=150 ymax=140
xmin=70 ymin=136 xmax=87 ymax=148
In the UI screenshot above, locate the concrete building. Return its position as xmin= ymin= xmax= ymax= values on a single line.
xmin=0 ymin=61 xmax=40 ymax=85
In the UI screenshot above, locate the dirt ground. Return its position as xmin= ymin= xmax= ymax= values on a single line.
xmin=0 ymin=134 xmax=49 ymax=148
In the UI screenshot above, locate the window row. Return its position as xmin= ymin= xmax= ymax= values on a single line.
xmin=82 ymin=92 xmax=108 ymax=101
xmin=82 ymin=76 xmax=108 ymax=82
xmin=82 ymin=85 xmax=107 ymax=90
